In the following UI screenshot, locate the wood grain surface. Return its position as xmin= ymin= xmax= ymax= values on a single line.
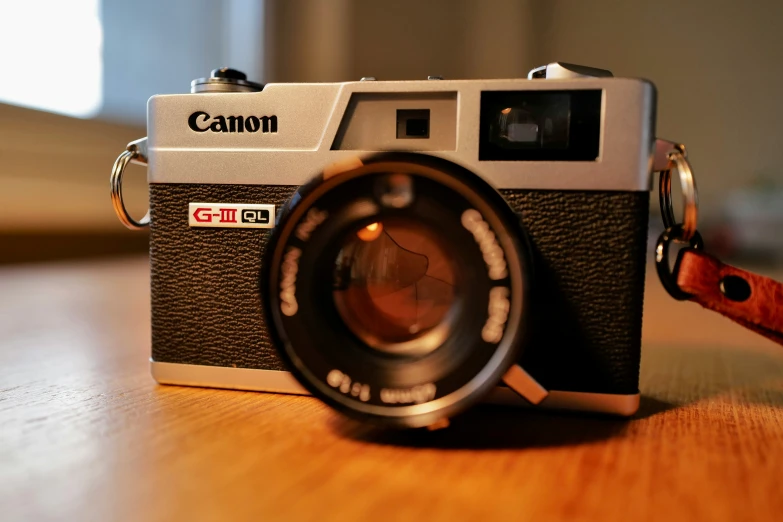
xmin=1 ymin=256 xmax=782 ymax=522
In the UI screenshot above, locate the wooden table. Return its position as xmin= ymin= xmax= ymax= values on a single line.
xmin=1 ymin=256 xmax=782 ymax=522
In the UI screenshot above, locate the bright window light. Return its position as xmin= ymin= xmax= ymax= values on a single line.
xmin=0 ymin=0 xmax=102 ymax=118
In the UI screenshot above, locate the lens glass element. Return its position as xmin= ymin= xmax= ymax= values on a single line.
xmin=333 ymin=220 xmax=457 ymax=355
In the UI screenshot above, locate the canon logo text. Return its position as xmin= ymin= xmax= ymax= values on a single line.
xmin=188 ymin=111 xmax=278 ymax=133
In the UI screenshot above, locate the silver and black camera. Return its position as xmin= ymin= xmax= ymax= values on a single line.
xmin=124 ymin=63 xmax=656 ymax=428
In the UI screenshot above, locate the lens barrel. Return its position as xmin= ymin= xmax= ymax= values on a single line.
xmin=262 ymin=153 xmax=532 ymax=428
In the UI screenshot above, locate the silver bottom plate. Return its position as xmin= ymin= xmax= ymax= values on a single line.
xmin=151 ymin=361 xmax=640 ymax=416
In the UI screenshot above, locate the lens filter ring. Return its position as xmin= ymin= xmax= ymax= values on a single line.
xmin=262 ymin=154 xmax=533 ymax=428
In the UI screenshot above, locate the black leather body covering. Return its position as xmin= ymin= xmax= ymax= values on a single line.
xmin=150 ymin=183 xmax=649 ymax=394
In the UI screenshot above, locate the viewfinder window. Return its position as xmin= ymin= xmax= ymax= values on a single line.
xmin=397 ymin=109 xmax=430 ymax=139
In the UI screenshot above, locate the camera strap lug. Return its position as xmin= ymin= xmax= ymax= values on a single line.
xmin=110 ymin=137 xmax=150 ymax=230
xmin=654 ymin=139 xmax=698 ymax=243
xmin=653 ymin=138 xmax=783 ymax=346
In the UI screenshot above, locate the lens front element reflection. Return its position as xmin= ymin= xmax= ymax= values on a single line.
xmin=333 ymin=221 xmax=457 ymax=355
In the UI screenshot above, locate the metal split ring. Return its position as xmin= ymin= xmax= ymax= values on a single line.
xmin=655 ymin=224 xmax=704 ymax=300
xmin=110 ymin=138 xmax=150 ymax=230
xmin=655 ymin=140 xmax=698 ymax=242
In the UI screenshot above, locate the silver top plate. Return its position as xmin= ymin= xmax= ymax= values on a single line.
xmin=147 ymin=77 xmax=656 ymax=191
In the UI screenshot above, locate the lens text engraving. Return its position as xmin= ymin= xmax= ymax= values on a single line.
xmin=380 ymin=384 xmax=437 ymax=405
xmin=482 ymin=286 xmax=510 ymax=343
xmin=280 ymin=247 xmax=301 ymax=316
xmin=461 ymin=209 xmax=508 ymax=280
xmin=326 ymin=369 xmax=371 ymax=402
xmin=462 ymin=209 xmax=511 ymax=344
xmin=295 ymin=208 xmax=328 ymax=241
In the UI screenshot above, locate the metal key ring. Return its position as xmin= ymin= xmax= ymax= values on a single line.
xmin=655 ymin=224 xmax=704 ymax=300
xmin=656 ymin=140 xmax=698 ymax=242
xmin=110 ymin=138 xmax=150 ymax=230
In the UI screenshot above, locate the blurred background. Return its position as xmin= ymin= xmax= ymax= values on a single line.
xmin=1 ymin=0 xmax=782 ymax=265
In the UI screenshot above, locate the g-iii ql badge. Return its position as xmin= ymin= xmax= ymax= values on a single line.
xmin=188 ymin=203 xmax=276 ymax=229
xmin=188 ymin=111 xmax=278 ymax=133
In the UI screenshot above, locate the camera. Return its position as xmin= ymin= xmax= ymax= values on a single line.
xmin=145 ymin=63 xmax=655 ymax=428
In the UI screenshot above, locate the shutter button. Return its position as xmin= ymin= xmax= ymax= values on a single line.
xmin=191 ymin=68 xmax=263 ymax=93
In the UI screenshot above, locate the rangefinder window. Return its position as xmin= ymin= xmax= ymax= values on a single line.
xmin=479 ymin=90 xmax=602 ymax=161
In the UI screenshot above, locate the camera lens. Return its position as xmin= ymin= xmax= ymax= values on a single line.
xmin=333 ymin=219 xmax=457 ymax=356
xmin=263 ymin=154 xmax=532 ymax=428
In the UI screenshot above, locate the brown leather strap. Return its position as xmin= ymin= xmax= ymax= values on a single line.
xmin=676 ymin=250 xmax=783 ymax=346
